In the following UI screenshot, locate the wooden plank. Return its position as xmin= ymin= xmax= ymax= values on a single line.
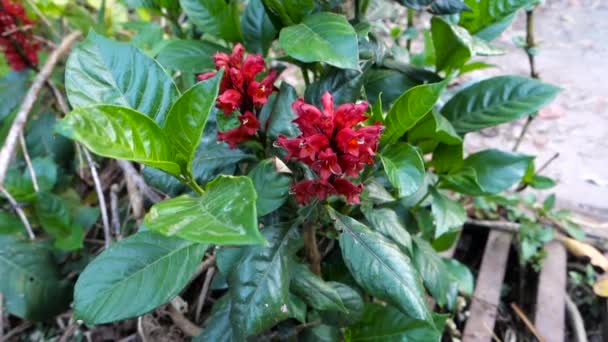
xmin=463 ymin=230 xmax=513 ymax=342
xmin=534 ymin=241 xmax=566 ymax=342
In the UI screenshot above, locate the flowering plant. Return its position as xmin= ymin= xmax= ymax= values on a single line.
xmin=0 ymin=0 xmax=564 ymax=340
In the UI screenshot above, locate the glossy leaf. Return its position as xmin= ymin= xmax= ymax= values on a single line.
xmin=241 ymin=0 xmax=278 ymax=55
xmin=432 ymin=17 xmax=504 ymax=73
xmin=157 ymin=39 xmax=227 ymax=72
xmin=330 ymin=209 xmax=433 ymax=324
xmin=35 ymin=192 xmax=84 ymax=251
xmin=179 ymin=0 xmax=242 ymax=42
xmin=163 ymin=72 xmax=223 ymax=170
xmin=319 ymin=282 xmax=364 ymax=326
xmin=65 ymin=31 xmax=179 ymax=125
xmin=74 ymin=231 xmax=208 ymax=324
xmin=443 ymin=258 xmax=474 ymax=296
xmin=263 ymin=0 xmax=314 ymax=25
xmin=412 ymin=237 xmax=450 ymax=307
xmin=248 ymin=159 xmax=291 ymax=216
xmin=305 ymin=67 xmax=365 ymax=107
xmin=0 ymin=236 xmax=71 ymax=321
xmin=408 ymin=110 xmax=462 ymax=149
xmin=430 ymin=187 xmax=466 ymax=238
xmin=288 ymin=293 xmax=307 ymax=323
xmin=56 ymin=105 xmax=182 ymax=176
xmin=364 ymin=68 xmax=420 ymax=110
xmin=0 ymin=212 xmax=24 ymax=235
xmin=361 ymin=180 xmax=395 ymax=205
xmin=441 ymin=76 xmax=560 ymax=133
xmin=25 ymin=113 xmax=73 ymax=164
xmin=229 ymin=224 xmax=301 ymax=339
xmin=380 ymin=143 xmax=425 ymax=198
xmin=279 ymin=12 xmax=359 ymax=70
xmin=430 ymin=0 xmax=470 ymax=14
xmin=362 ymin=207 xmax=412 ymax=254
xmin=144 ymin=176 xmax=265 ymax=245
xmin=460 ymin=0 xmax=537 ymax=40
xmin=0 ymin=71 xmax=28 ymax=120
xmin=259 ymin=82 xmax=299 ymax=139
xmin=346 ymin=303 xmax=442 ymax=341
xmin=441 ymin=149 xmax=532 ymax=194
xmin=195 ymin=296 xmax=235 ymax=342
xmin=381 ymin=81 xmax=446 ymax=145
xmin=291 ymin=262 xmax=347 ymax=312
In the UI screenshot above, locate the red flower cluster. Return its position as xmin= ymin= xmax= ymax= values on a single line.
xmin=198 ymin=43 xmax=277 ymax=148
xmin=0 ymin=0 xmax=40 ymax=71
xmin=277 ymin=92 xmax=383 ymax=205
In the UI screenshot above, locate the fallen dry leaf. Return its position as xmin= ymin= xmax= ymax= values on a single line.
xmin=559 ymin=236 xmax=608 ymax=271
xmin=593 ymin=276 xmax=608 ymax=297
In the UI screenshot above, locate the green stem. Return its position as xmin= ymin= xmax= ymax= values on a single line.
xmin=185 ymin=175 xmax=205 ymax=195
xmin=302 ymin=67 xmax=311 ymax=86
xmin=406 ymin=9 xmax=415 ymax=52
xmin=412 ymin=187 xmax=432 ymax=211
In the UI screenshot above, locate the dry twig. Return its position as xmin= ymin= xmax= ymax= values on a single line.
xmin=510 ymin=302 xmax=545 ymax=342
xmin=0 ymin=31 xmax=81 ymax=185
xmin=117 ymin=160 xmax=163 ymax=204
xmin=565 ymin=294 xmax=588 ymax=342
xmin=83 ymin=148 xmax=112 ymax=249
xmin=1 ymin=187 xmax=35 ymax=239
xmin=195 ymin=266 xmax=215 ymax=323
xmin=167 ymin=301 xmax=202 ymax=337
xmin=110 ymin=184 xmax=122 ymax=239
xmin=19 ymin=133 xmax=38 ymax=192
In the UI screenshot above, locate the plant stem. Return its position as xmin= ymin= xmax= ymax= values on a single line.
xmin=512 ymin=8 xmax=539 ymax=152
xmin=186 ymin=176 xmax=205 ymax=195
xmin=406 ymin=9 xmax=415 ymax=52
xmin=302 ymin=67 xmax=311 ymax=87
xmin=304 ymin=222 xmax=322 ymax=276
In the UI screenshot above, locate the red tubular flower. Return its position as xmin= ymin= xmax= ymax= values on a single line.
xmin=291 ymin=180 xmax=336 ymax=205
xmin=277 ymin=92 xmax=384 ymax=205
xmin=331 ymin=178 xmax=363 ymax=204
xmin=0 ymin=0 xmax=40 ymax=71
xmin=217 ymin=111 xmax=260 ymax=148
xmin=197 ymin=43 xmax=278 ymax=148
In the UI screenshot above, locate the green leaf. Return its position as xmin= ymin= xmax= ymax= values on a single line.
xmin=291 ymin=262 xmax=347 ymax=312
xmin=412 ymin=237 xmax=450 ymax=307
xmin=0 ymin=212 xmax=24 ymax=235
xmin=408 ymin=110 xmax=462 ymax=150
xmin=380 ymin=143 xmax=425 ymax=198
xmin=381 ymin=81 xmax=446 ymax=145
xmin=361 ymin=180 xmax=395 ymax=205
xmin=346 ymin=303 xmax=442 ymax=341
xmin=0 ymin=236 xmax=71 ymax=321
xmin=305 ymin=67 xmax=365 ymax=108
xmin=529 ymin=175 xmax=556 ymax=189
xmin=431 ymin=143 xmax=463 ymax=174
xmin=364 ymin=68 xmax=420 ymax=111
xmin=29 ymin=157 xmax=58 ymax=193
xmin=430 ymin=0 xmax=470 ymax=15
xmin=394 ymin=0 xmax=433 ymax=10
xmin=443 ymin=258 xmax=474 ymax=296
xmin=248 ymin=159 xmax=291 ymax=216
xmin=145 ymin=176 xmax=264 ymax=245
xmin=279 ymin=12 xmax=359 ymax=70
xmin=258 ymin=82 xmax=299 ymax=139
xmin=262 ymin=0 xmax=314 ymax=25
xmin=25 ymin=113 xmax=73 ymax=164
xmin=430 ymin=187 xmax=466 ymax=238
xmin=241 ymin=0 xmax=278 ymax=55
xmin=74 ymin=231 xmax=208 ymax=324
xmin=441 ymin=76 xmax=560 ymax=134
xmin=288 ymin=293 xmax=307 ymax=323
xmin=460 ymin=0 xmax=537 ymax=40
xmin=229 ymin=224 xmax=301 ymax=339
xmin=431 ymin=17 xmax=504 ymax=73
xmin=35 ymin=192 xmax=84 ymax=251
xmin=302 ymin=324 xmax=341 ymax=341
xmin=330 ymin=209 xmax=433 ymax=324
xmin=362 ymin=207 xmax=412 ymax=254
xmin=56 ymin=105 xmax=182 ymax=176
xmin=0 ymin=71 xmax=28 ymax=120
xmin=65 ymin=31 xmax=179 ymax=125
xmin=156 ymin=39 xmax=228 ymax=72
xmin=163 ymin=72 xmax=222 ymax=171
xmin=179 ymin=0 xmax=242 ymax=42
xmin=319 ymin=282 xmax=364 ymax=326
xmin=441 ymin=149 xmax=532 ymax=195
xmin=195 ymin=296 xmax=235 ymax=342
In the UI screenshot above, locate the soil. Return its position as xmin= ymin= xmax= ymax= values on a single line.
xmin=460 ymin=0 xmax=608 ymax=220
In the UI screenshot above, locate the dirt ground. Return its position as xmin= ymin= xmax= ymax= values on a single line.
xmin=461 ymin=0 xmax=608 ymax=219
